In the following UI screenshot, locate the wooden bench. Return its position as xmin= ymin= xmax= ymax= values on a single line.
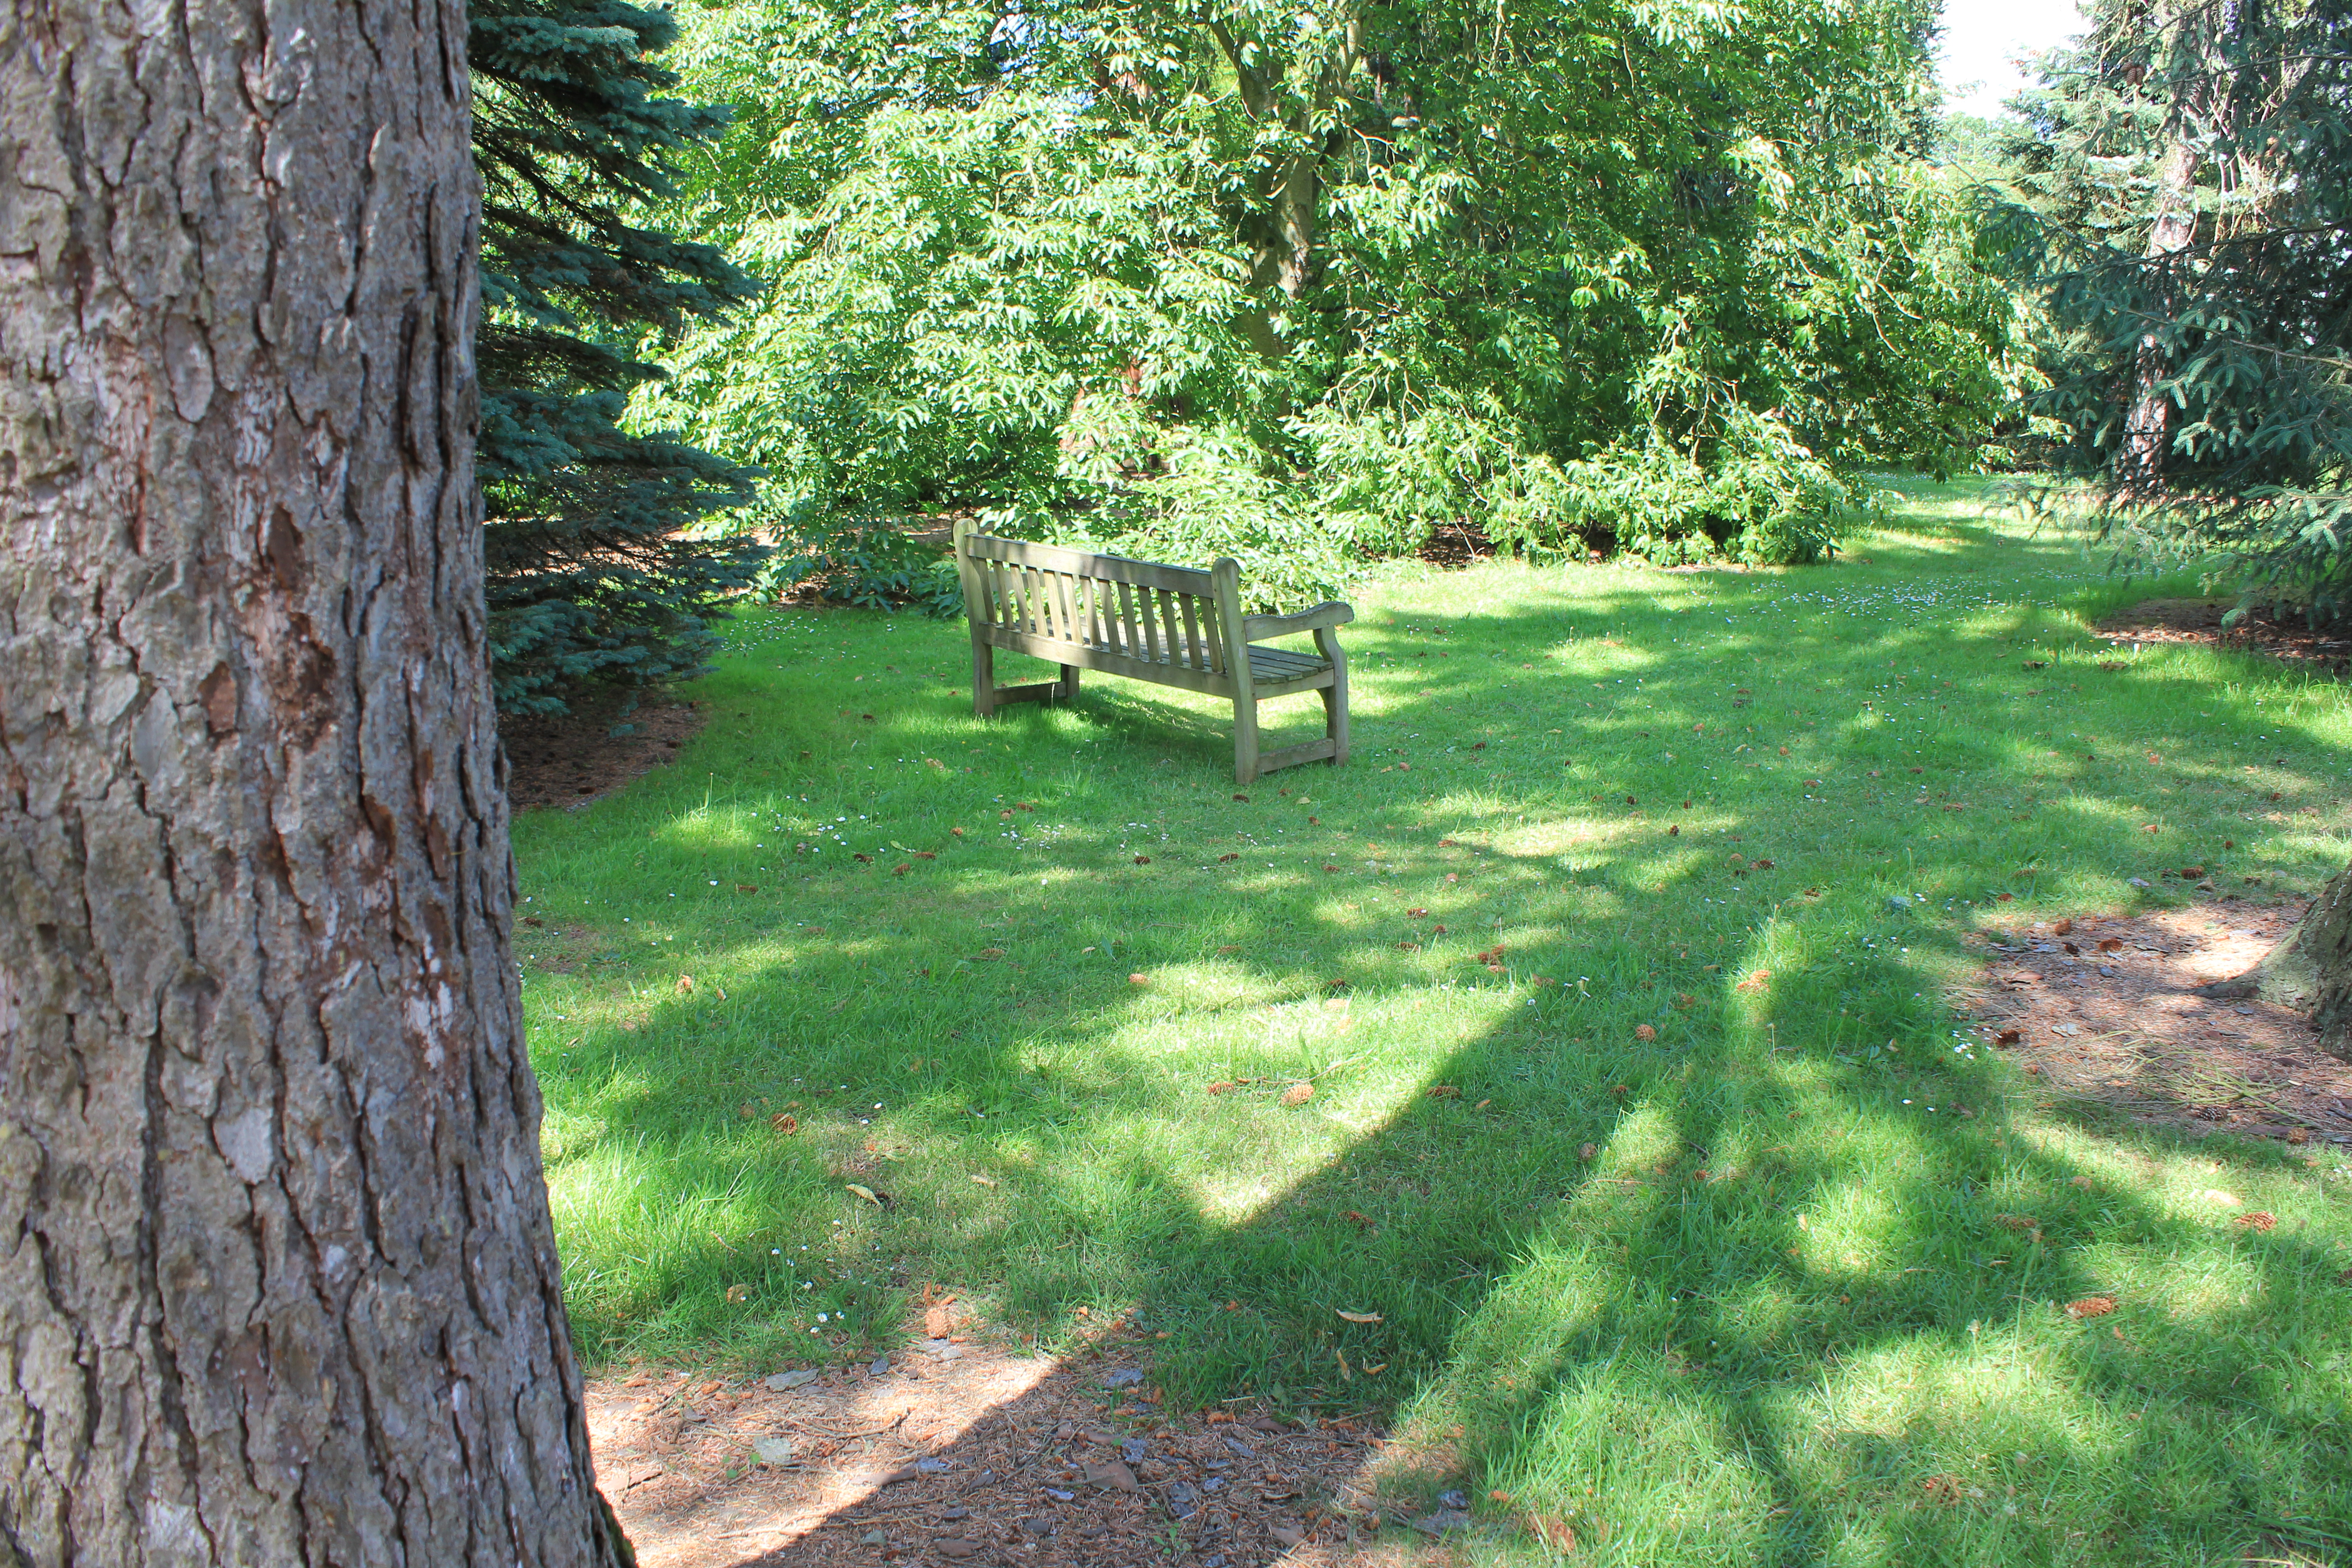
xmin=951 ymin=521 xmax=1351 ymax=784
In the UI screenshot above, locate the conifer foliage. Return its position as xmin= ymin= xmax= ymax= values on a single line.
xmin=2010 ymin=0 xmax=2352 ymax=615
xmin=470 ymin=0 xmax=767 ymax=713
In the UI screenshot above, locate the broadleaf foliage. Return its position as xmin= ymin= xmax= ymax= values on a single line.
xmin=644 ymin=0 xmax=2035 ymax=600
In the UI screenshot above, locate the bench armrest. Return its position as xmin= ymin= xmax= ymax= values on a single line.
xmin=1240 ymin=601 xmax=1354 ymax=642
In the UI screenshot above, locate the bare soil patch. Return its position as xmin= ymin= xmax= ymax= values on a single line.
xmin=502 ymin=689 xmax=706 ymax=811
xmin=2096 ymin=597 xmax=2352 ymax=673
xmin=1414 ymin=521 xmax=1495 ymax=569
xmin=1960 ymin=900 xmax=2352 ymax=1145
xmin=589 ymin=1318 xmax=1450 ymax=1568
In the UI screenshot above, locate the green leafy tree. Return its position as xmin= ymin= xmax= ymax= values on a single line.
xmin=644 ymin=0 xmax=2036 ymax=600
xmin=470 ymin=0 xmax=769 ymax=713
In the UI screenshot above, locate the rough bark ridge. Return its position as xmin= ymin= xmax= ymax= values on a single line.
xmin=0 ymin=0 xmax=622 ymax=1563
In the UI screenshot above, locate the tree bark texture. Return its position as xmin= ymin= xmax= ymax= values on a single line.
xmin=0 ymin=1 xmax=622 ymax=1563
xmin=2288 ymin=860 xmax=2352 ymax=1062
xmin=2116 ymin=140 xmax=2198 ymax=501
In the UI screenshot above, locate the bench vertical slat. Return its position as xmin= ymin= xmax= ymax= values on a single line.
xmin=1086 ymin=574 xmax=1109 ymax=650
xmin=1197 ymin=589 xmax=1224 ymax=675
xmin=1178 ymin=592 xmax=1204 ymax=672
xmin=1157 ymin=589 xmax=1185 ymax=671
xmin=982 ymin=555 xmax=1008 ymax=628
xmin=1120 ymin=580 xmax=1153 ymax=664
xmin=1210 ymin=558 xmax=1257 ymax=783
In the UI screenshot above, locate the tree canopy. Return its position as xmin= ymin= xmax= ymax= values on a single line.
xmin=2004 ymin=0 xmax=2352 ymax=615
xmin=641 ymin=0 xmax=2038 ymax=602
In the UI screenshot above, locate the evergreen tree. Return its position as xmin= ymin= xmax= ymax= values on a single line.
xmin=2008 ymin=0 xmax=2352 ymax=614
xmin=470 ymin=0 xmax=767 ymax=714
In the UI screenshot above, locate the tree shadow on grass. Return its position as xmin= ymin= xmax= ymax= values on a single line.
xmin=527 ymin=535 xmax=2352 ymax=1565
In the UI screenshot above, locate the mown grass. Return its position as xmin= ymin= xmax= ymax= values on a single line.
xmin=516 ymin=477 xmax=2352 ymax=1566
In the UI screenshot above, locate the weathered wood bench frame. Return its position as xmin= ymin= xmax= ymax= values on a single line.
xmin=951 ymin=520 xmax=1351 ymax=784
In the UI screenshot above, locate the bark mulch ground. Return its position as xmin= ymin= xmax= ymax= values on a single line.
xmin=590 ymin=1313 xmax=1459 ymax=1568
xmin=1959 ymin=897 xmax=2352 ymax=1147
xmin=2097 ymin=597 xmax=2352 ymax=674
xmin=500 ymin=688 xmax=707 ymax=811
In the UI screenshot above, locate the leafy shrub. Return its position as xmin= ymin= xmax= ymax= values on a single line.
xmin=767 ymin=516 xmax=965 ymax=616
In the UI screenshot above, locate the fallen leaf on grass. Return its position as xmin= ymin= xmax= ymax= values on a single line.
xmin=1735 ymin=969 xmax=1773 ymax=994
xmin=1206 ymin=1081 xmax=1238 ymax=1095
xmin=1426 ymin=1084 xmax=1460 ymax=1098
xmin=1578 ymin=1142 xmax=1597 ymax=1161
xmin=1129 ymin=972 xmax=1150 ymax=985
xmin=1531 ymin=1514 xmax=1579 ymax=1553
xmin=1674 ymin=993 xmax=1696 ymax=1009
xmin=725 ymin=1283 xmax=751 ymax=1303
xmin=1995 ymin=1029 xmax=2021 ymax=1045
xmin=846 ymin=1183 xmax=883 ymax=1206
xmin=2235 ymin=1211 xmax=2277 ymax=1232
xmin=2065 ymin=1295 xmax=2118 ymax=1320
xmin=1336 ymin=1309 xmax=1382 ymax=1323
xmin=676 ymin=975 xmax=695 ymax=995
xmin=974 ymin=947 xmax=1004 ymax=960
xmin=969 ymin=1172 xmax=996 ymax=1187
xmin=1281 ymin=1081 xmax=1315 ymax=1106
xmin=770 ymin=1113 xmax=799 ymax=1136
xmin=1635 ymin=1024 xmax=1658 ymax=1041
xmin=1407 ymin=907 xmax=1428 ymax=917
xmin=2098 ymin=937 xmax=2123 ymax=952
xmin=2053 ymin=918 xmax=2074 ymax=936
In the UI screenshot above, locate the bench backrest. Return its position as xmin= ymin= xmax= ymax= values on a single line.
xmin=952 ymin=524 xmax=1243 ymax=681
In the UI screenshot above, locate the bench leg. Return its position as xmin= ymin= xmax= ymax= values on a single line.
xmin=1316 ymin=630 xmax=1349 ymax=766
xmin=1058 ymin=663 xmax=1081 ymax=704
xmin=970 ymin=637 xmax=996 ymax=717
xmin=1233 ymin=694 xmax=1261 ymax=785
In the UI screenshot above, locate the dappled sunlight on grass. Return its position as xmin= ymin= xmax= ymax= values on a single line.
xmin=513 ymin=480 xmax=2352 ymax=1563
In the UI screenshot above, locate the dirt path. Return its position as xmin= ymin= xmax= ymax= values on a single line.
xmin=589 ymin=1315 xmax=1441 ymax=1568
xmin=1960 ymin=898 xmax=2352 ymax=1144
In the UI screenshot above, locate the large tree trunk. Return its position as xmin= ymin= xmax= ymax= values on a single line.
xmin=0 ymin=1 xmax=625 ymax=1563
xmin=2294 ymin=863 xmax=2352 ymax=1058
xmin=2202 ymin=859 xmax=2352 ymax=1063
xmin=2115 ymin=141 xmax=2199 ymax=501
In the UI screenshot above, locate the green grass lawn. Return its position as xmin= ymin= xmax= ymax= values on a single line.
xmin=517 ymin=477 xmax=2352 ymax=1566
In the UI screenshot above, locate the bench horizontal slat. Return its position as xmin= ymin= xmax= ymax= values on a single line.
xmin=1255 ymin=737 xmax=1339 ymax=772
xmin=963 ymin=534 xmax=1215 ymax=593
